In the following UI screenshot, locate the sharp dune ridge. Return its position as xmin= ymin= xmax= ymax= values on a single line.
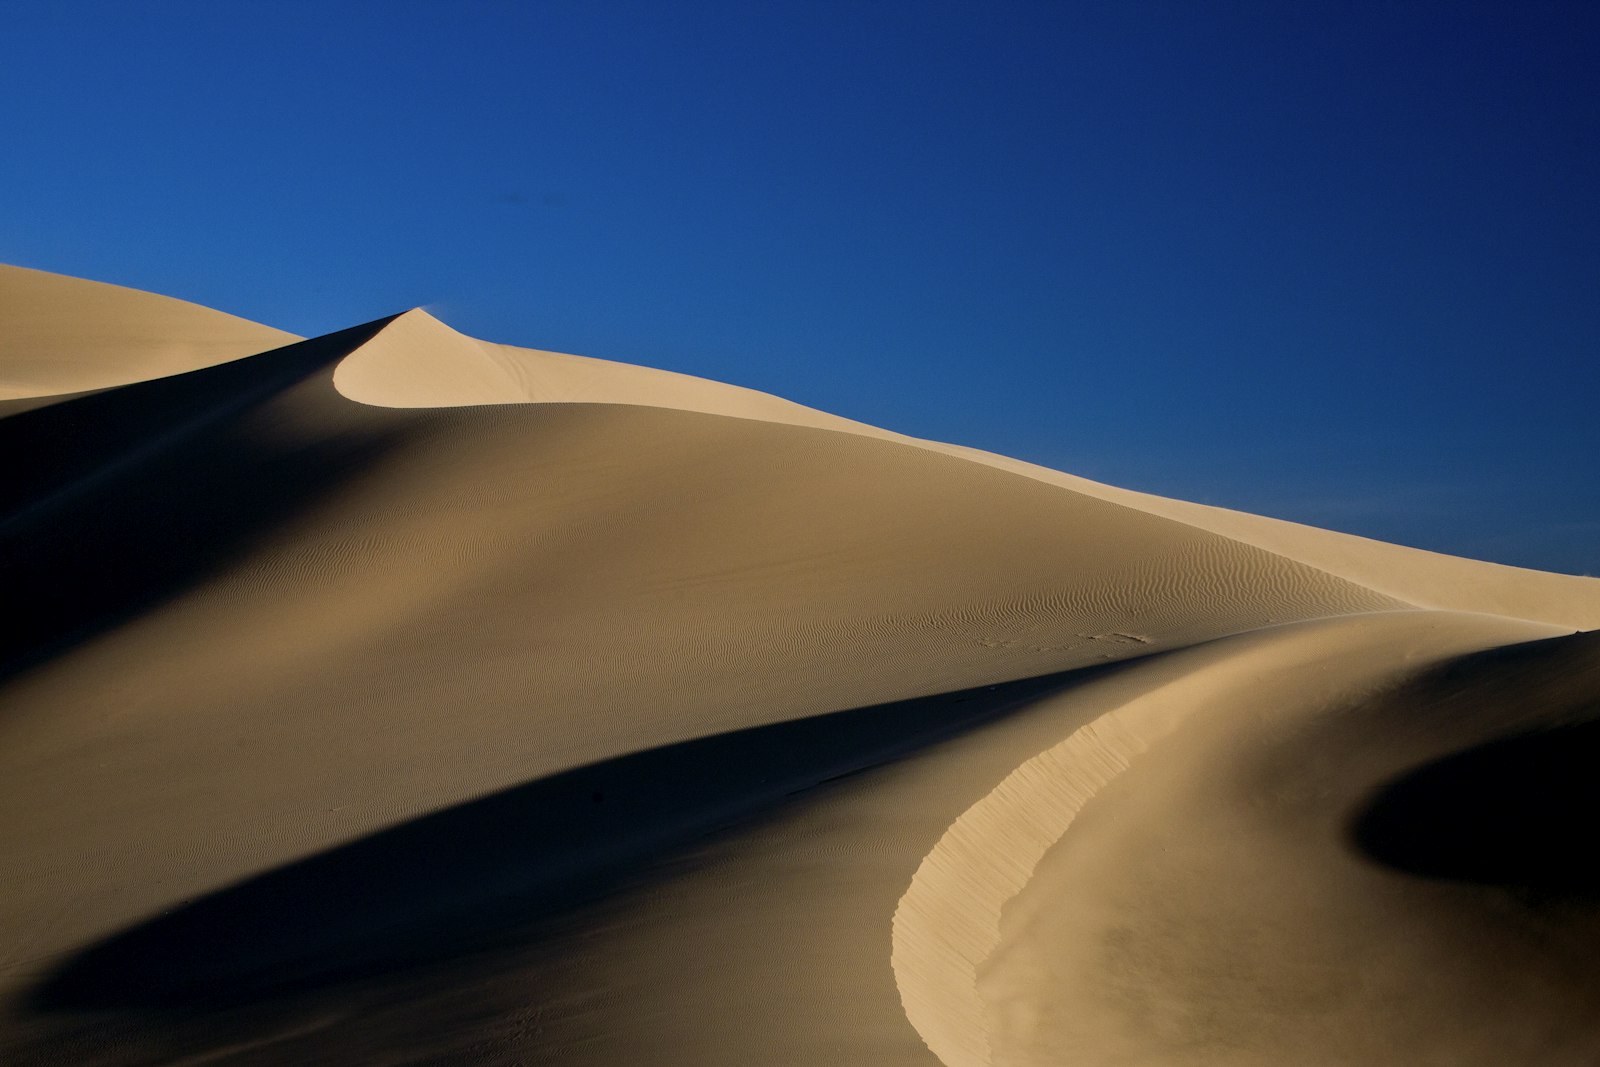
xmin=1 ymin=265 xmax=1596 ymax=1065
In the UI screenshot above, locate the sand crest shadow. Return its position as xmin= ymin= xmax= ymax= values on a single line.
xmin=0 ymin=318 xmax=403 ymax=683
xmin=29 ymin=664 xmax=1114 ymax=1014
xmin=1351 ymin=715 xmax=1600 ymax=898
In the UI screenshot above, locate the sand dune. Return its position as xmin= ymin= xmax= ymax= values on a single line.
xmin=335 ymin=303 xmax=1600 ymax=631
xmin=0 ymin=265 xmax=297 ymax=413
xmin=2 ymin=267 xmax=1597 ymax=1064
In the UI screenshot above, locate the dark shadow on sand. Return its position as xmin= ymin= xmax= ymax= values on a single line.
xmin=30 ymin=660 xmax=1129 ymax=1014
xmin=0 ymin=318 xmax=405 ymax=684
xmin=1351 ymin=716 xmax=1600 ymax=898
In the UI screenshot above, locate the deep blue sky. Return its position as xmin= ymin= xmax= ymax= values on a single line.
xmin=5 ymin=2 xmax=1598 ymax=574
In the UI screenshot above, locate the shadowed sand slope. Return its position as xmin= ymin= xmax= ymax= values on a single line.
xmin=0 ymin=265 xmax=297 ymax=409
xmin=0 ymin=316 xmax=401 ymax=677
xmin=2 ymin=272 xmax=1599 ymax=1065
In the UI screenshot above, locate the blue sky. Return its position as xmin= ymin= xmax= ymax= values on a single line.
xmin=5 ymin=2 xmax=1598 ymax=574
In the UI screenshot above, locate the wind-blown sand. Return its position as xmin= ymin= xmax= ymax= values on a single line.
xmin=1 ymin=264 xmax=1596 ymax=1065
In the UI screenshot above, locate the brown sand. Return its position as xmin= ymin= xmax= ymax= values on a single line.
xmin=2 ymin=266 xmax=1597 ymax=1064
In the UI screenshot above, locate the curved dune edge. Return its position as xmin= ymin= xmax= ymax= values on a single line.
xmin=330 ymin=307 xmax=872 ymax=434
xmin=889 ymin=610 xmax=1564 ymax=1067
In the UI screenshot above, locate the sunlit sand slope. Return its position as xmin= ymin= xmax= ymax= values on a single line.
xmin=2 ymin=271 xmax=1597 ymax=1065
xmin=938 ymin=443 xmax=1600 ymax=630
xmin=338 ymin=307 xmax=1600 ymax=628
xmin=0 ymin=265 xmax=297 ymax=410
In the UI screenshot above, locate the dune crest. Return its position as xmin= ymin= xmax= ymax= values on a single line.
xmin=329 ymin=307 xmax=1600 ymax=631
xmin=6 ymin=261 xmax=1594 ymax=634
xmin=331 ymin=307 xmax=868 ymax=433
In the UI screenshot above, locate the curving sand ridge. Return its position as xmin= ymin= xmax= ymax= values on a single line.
xmin=891 ymin=610 xmax=1567 ymax=1067
xmin=2 ymin=267 xmax=1598 ymax=1065
xmin=976 ymin=624 xmax=1600 ymax=1066
xmin=332 ymin=306 xmax=871 ymax=433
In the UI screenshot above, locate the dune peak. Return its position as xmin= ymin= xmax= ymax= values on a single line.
xmin=330 ymin=307 xmax=870 ymax=434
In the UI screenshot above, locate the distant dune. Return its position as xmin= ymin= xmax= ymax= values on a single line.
xmin=2 ymin=265 xmax=1596 ymax=1065
xmin=0 ymin=265 xmax=297 ymax=414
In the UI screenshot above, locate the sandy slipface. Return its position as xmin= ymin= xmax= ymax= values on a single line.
xmin=1 ymin=267 xmax=1598 ymax=1065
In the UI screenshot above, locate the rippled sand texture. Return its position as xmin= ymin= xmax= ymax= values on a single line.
xmin=3 ymin=265 xmax=1598 ymax=1065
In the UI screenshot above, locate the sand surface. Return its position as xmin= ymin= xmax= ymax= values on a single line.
xmin=2 ymin=265 xmax=1597 ymax=1064
xmin=0 ymin=265 xmax=297 ymax=413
